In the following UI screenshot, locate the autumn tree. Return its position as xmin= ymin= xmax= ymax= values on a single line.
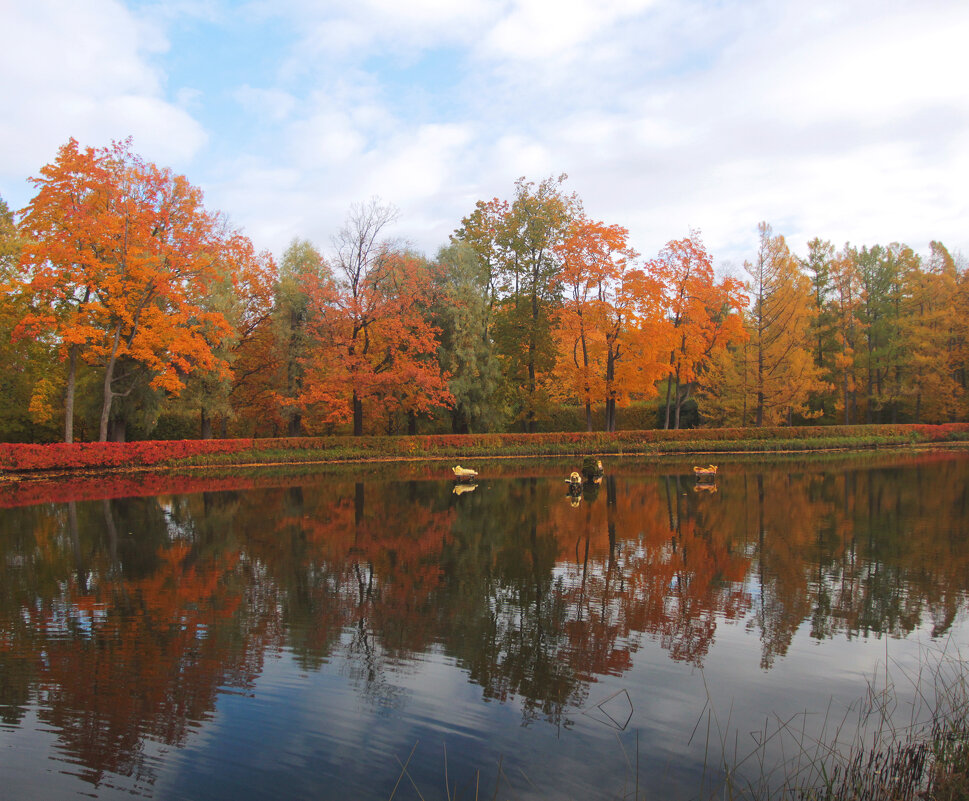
xmin=16 ymin=139 xmax=238 ymax=442
xmin=12 ymin=142 xmax=102 ymax=442
xmin=749 ymin=224 xmax=827 ymax=424
xmin=899 ymin=241 xmax=965 ymax=422
xmin=175 ymin=235 xmax=279 ymax=439
xmin=299 ymin=199 xmax=452 ymax=435
xmin=377 ymin=254 xmax=453 ymax=434
xmin=829 ymin=248 xmax=864 ymax=423
xmin=651 ymin=233 xmax=746 ymax=429
xmin=598 ymin=236 xmax=669 ymax=432
xmin=950 ymin=247 xmax=969 ymax=410
xmin=553 ymin=215 xmax=639 ymax=431
xmin=701 ymin=223 xmax=825 ymax=426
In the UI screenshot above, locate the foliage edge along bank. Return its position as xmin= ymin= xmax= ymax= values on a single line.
xmin=1 ymin=423 xmax=968 ymax=473
xmin=2 ymin=144 xmax=967 ymax=444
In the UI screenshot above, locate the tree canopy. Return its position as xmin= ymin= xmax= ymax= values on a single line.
xmin=3 ymin=142 xmax=966 ymax=442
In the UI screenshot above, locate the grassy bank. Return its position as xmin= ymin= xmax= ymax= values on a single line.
xmin=1 ymin=423 xmax=968 ymax=474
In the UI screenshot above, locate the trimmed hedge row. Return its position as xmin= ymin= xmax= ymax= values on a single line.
xmin=0 ymin=439 xmax=253 ymax=471
xmin=2 ymin=423 xmax=967 ymax=473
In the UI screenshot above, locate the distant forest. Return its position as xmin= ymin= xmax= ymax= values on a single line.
xmin=1 ymin=139 xmax=966 ymax=443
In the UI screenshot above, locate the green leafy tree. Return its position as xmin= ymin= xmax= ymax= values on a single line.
xmin=848 ymin=244 xmax=901 ymax=422
xmin=432 ymin=242 xmax=503 ymax=433
xmin=455 ymin=175 xmax=577 ymax=432
xmin=829 ymin=248 xmax=863 ymax=423
xmin=0 ymin=195 xmax=60 ymax=441
xmin=165 ymin=237 xmax=279 ymax=439
xmin=274 ymin=239 xmax=327 ymax=436
xmin=801 ymin=238 xmax=838 ymax=420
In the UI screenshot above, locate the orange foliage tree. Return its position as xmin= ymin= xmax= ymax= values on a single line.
xmin=299 ymin=200 xmax=452 ymax=434
xmin=16 ymin=139 xmax=242 ymax=442
xmin=553 ymin=215 xmax=674 ymax=432
xmin=554 ymin=216 xmax=637 ymax=431
xmin=899 ymin=241 xmax=965 ymax=422
xmin=208 ymin=235 xmax=279 ymax=437
xmin=650 ymin=233 xmax=747 ymax=429
xmin=159 ymin=232 xmax=280 ymax=438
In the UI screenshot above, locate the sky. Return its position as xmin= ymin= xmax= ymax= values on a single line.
xmin=1 ymin=0 xmax=967 ymax=272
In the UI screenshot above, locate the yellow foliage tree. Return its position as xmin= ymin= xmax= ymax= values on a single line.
xmin=701 ymin=223 xmax=827 ymax=426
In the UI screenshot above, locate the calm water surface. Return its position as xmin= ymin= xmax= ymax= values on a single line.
xmin=1 ymin=451 xmax=968 ymax=800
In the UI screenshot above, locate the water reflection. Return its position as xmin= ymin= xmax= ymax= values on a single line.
xmin=1 ymin=452 xmax=968 ymax=797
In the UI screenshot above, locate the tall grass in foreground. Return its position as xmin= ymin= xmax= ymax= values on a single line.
xmin=388 ymin=643 xmax=969 ymax=800
xmin=694 ymin=640 xmax=969 ymax=801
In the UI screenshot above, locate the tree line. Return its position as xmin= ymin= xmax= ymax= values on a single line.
xmin=0 ymin=140 xmax=966 ymax=442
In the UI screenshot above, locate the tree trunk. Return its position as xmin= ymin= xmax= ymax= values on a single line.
xmin=526 ymin=358 xmax=537 ymax=435
xmin=756 ymin=328 xmax=765 ymax=427
xmin=579 ymin=329 xmax=592 ymax=432
xmin=64 ymin=288 xmax=91 ymax=443
xmin=407 ymin=411 xmax=417 ymax=436
xmin=741 ymin=341 xmax=748 ymax=427
xmin=108 ymin=417 xmax=126 ymax=442
xmin=866 ymin=356 xmax=874 ymax=424
xmin=843 ymin=369 xmax=851 ymax=425
xmin=527 ymin=289 xmax=538 ymax=434
xmin=663 ymin=349 xmax=677 ymax=429
xmin=672 ymin=370 xmax=684 ymax=429
xmin=98 ymin=324 xmax=123 ymax=442
xmin=605 ymin=347 xmax=617 ymax=432
xmin=451 ymin=408 xmax=469 ymax=435
xmin=353 ymin=391 xmax=363 ymax=436
xmin=64 ymin=344 xmax=78 ymax=443
xmin=201 ymin=407 xmax=213 ymax=439
xmin=663 ymin=376 xmax=673 ymax=430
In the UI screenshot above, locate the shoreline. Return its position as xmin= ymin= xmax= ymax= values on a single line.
xmin=2 ymin=437 xmax=967 ymax=485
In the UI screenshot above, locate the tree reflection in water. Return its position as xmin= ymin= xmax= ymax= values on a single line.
xmin=0 ymin=451 xmax=968 ymax=793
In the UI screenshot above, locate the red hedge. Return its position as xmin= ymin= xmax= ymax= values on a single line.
xmin=2 ymin=423 xmax=967 ymax=473
xmin=0 ymin=439 xmax=254 ymax=471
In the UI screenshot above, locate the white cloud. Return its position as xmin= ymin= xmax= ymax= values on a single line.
xmin=480 ymin=0 xmax=656 ymax=63
xmin=8 ymin=0 xmax=964 ymax=272
xmin=456 ymin=0 xmax=969 ymax=263
xmin=0 ymin=0 xmax=206 ymax=204
xmin=364 ymin=123 xmax=474 ymax=202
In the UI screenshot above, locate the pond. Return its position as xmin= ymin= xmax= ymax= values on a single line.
xmin=1 ymin=450 xmax=968 ymax=800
